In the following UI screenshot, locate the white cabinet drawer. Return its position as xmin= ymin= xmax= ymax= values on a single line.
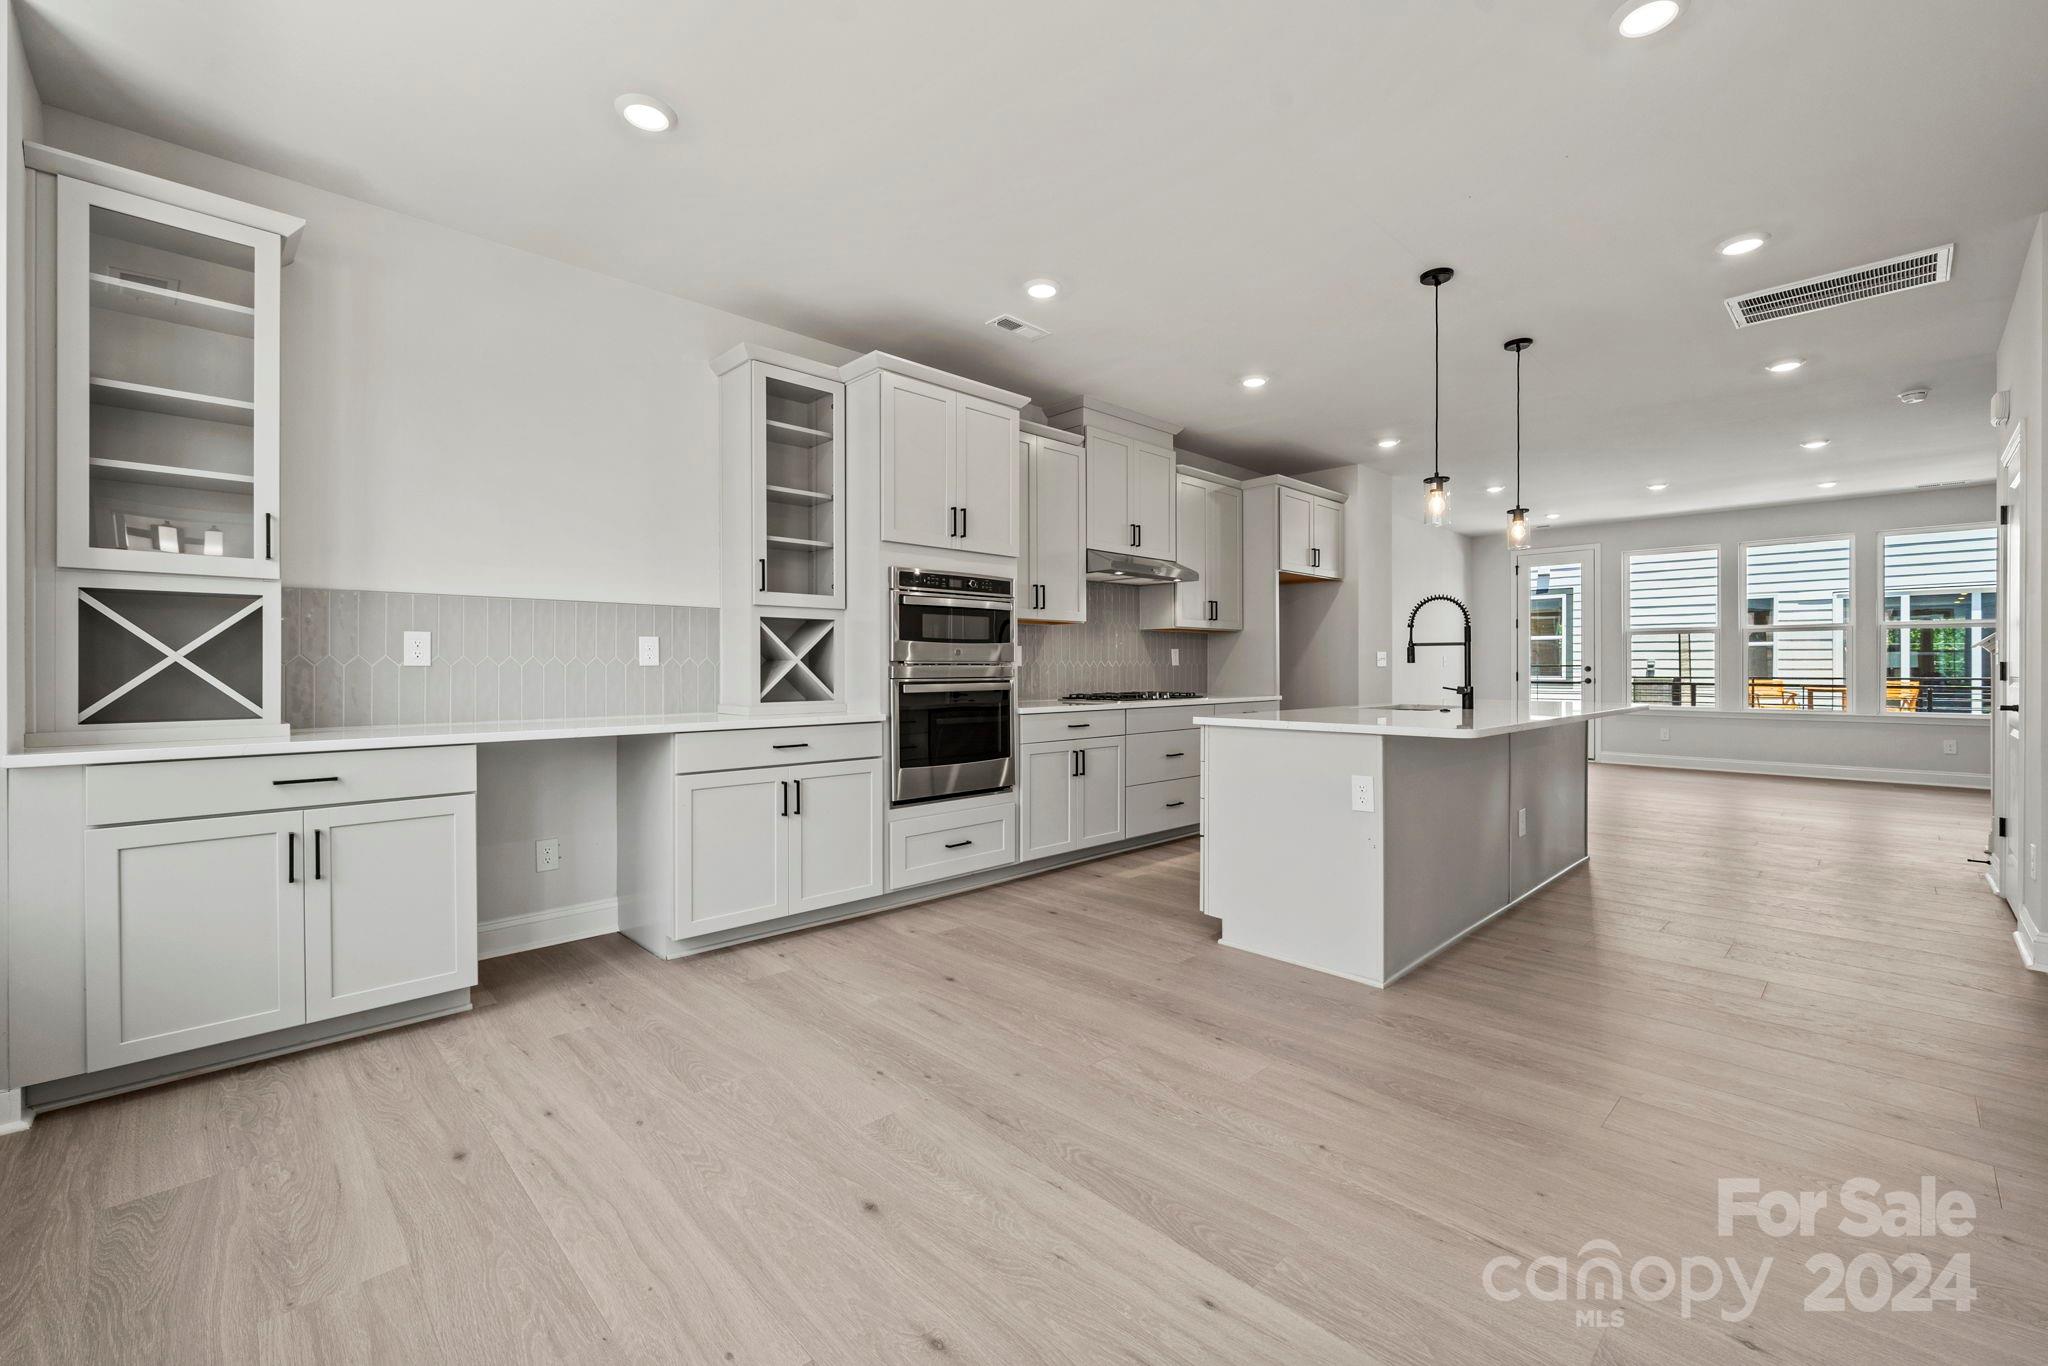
xmin=672 ymin=722 xmax=883 ymax=774
xmin=1124 ymin=729 xmax=1200 ymax=786
xmin=1125 ymin=777 xmax=1200 ymax=838
xmin=84 ymin=745 xmax=477 ymax=827
xmin=1126 ymin=703 xmax=1213 ymax=735
xmin=888 ymin=798 xmax=1017 ymax=890
xmin=1019 ymin=708 xmax=1124 ymax=745
xmin=1210 ymin=701 xmax=1279 ymax=718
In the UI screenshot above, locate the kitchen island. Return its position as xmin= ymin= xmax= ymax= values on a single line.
xmin=1195 ymin=699 xmax=1642 ymax=986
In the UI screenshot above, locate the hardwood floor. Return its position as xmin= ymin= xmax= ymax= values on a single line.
xmin=4 ymin=765 xmax=2045 ymax=1364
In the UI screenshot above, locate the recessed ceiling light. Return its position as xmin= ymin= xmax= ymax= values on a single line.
xmin=1646 ymin=482 xmax=1669 ymax=491
xmin=614 ymin=93 xmax=677 ymax=133
xmin=1615 ymin=1 xmax=1682 ymax=38
xmin=1377 ymin=437 xmax=1401 ymax=449
xmin=1024 ymin=278 xmax=1060 ymax=300
xmin=1718 ymin=232 xmax=1770 ymax=257
xmin=1765 ymin=358 xmax=1805 ymax=374
xmin=1816 ymin=481 xmax=1838 ymax=489
xmin=1800 ymin=439 xmax=1830 ymax=450
xmin=1546 ymin=512 xmax=1562 ymax=520
xmin=1898 ymin=388 xmax=1930 ymax=404
xmin=1241 ymin=375 xmax=1268 ymax=389
xmin=1485 ymin=485 xmax=1505 ymax=495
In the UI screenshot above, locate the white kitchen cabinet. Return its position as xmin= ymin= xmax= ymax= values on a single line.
xmin=746 ymin=361 xmax=845 ymax=609
xmin=1019 ymin=736 xmax=1124 ymax=861
xmin=672 ymin=757 xmax=884 ymax=935
xmin=85 ymin=810 xmax=304 ymax=1069
xmin=879 ymin=370 xmax=1019 ymax=555
xmin=1142 ymin=472 xmax=1243 ymax=631
xmin=1278 ymin=485 xmax=1344 ymax=580
xmin=1086 ymin=429 xmax=1177 ymax=556
xmin=304 ymin=796 xmax=476 ymax=1022
xmin=1021 ymin=428 xmax=1086 ymax=623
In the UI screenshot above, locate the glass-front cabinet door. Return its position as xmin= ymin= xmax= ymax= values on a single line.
xmin=56 ymin=176 xmax=281 ymax=580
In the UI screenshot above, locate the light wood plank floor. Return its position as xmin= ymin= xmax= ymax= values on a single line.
xmin=4 ymin=766 xmax=2046 ymax=1364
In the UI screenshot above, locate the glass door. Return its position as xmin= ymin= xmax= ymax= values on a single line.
xmin=1996 ymin=422 xmax=2026 ymax=910
xmin=56 ymin=177 xmax=280 ymax=579
xmin=1516 ymin=548 xmax=1600 ymax=709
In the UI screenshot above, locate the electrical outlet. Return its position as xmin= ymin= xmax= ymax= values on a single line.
xmin=1376 ymin=651 xmax=1389 ymax=668
xmin=2030 ymin=843 xmax=2039 ymax=882
xmin=402 ymin=631 xmax=432 ymax=666
xmin=1941 ymin=738 xmax=1958 ymax=756
xmin=1658 ymin=727 xmax=1671 ymax=741
xmin=1350 ymin=774 xmax=1374 ymax=812
xmin=535 ymin=838 xmax=562 ymax=872
xmin=638 ymin=635 xmax=660 ymax=666
xmin=1518 ymin=807 xmax=1528 ymax=837
xmin=1170 ymin=647 xmax=1180 ymax=666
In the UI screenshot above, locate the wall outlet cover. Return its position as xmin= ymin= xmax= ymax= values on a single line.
xmin=1170 ymin=647 xmax=1180 ymax=666
xmin=402 ymin=631 xmax=432 ymax=666
xmin=1941 ymin=739 xmax=1958 ymax=755
xmin=1350 ymin=775 xmax=1374 ymax=813
xmin=638 ymin=635 xmax=660 ymax=666
xmin=1376 ymin=651 xmax=1389 ymax=668
xmin=535 ymin=838 xmax=562 ymax=872
xmin=1518 ymin=807 xmax=1528 ymax=837
xmin=1658 ymin=727 xmax=1671 ymax=741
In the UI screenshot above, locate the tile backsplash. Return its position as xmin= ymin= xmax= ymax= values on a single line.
xmin=1018 ymin=584 xmax=1207 ymax=699
xmin=284 ymin=588 xmax=719 ymax=730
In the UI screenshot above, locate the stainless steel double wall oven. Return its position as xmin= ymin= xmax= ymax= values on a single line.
xmin=889 ymin=567 xmax=1016 ymax=804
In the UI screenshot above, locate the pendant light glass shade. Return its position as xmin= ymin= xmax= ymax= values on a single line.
xmin=1420 ymin=267 xmax=1454 ymax=525
xmin=1503 ymin=336 xmax=1534 ymax=546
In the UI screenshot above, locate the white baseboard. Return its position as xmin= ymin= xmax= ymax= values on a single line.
xmin=479 ymin=897 xmax=620 ymax=959
xmin=2015 ymin=905 xmax=2048 ymax=974
xmin=1 ymin=1088 xmax=32 ymax=1136
xmin=1597 ymin=751 xmax=1990 ymax=790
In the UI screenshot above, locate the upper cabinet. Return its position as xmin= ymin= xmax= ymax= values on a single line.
xmin=1021 ymin=426 xmax=1086 ymax=624
xmin=1277 ymin=483 xmax=1345 ymax=581
xmin=53 ymin=174 xmax=297 ymax=581
xmin=856 ymin=357 xmax=1025 ymax=557
xmin=1140 ymin=469 xmax=1243 ymax=632
xmin=1043 ymin=397 xmax=1184 ymax=559
xmin=737 ymin=359 xmax=846 ymax=610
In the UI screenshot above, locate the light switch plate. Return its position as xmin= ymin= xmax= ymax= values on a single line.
xmin=1518 ymin=807 xmax=1528 ymax=837
xmin=1170 ymin=647 xmax=1180 ymax=666
xmin=1377 ymin=651 xmax=1389 ymax=668
xmin=535 ymin=838 xmax=562 ymax=872
xmin=402 ymin=631 xmax=431 ymax=666
xmin=1350 ymin=775 xmax=1374 ymax=812
xmin=638 ymin=635 xmax=660 ymax=666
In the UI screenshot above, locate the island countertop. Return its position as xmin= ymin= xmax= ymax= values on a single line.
xmin=1194 ymin=698 xmax=1642 ymax=740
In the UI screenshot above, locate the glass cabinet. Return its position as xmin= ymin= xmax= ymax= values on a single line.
xmin=56 ymin=176 xmax=281 ymax=580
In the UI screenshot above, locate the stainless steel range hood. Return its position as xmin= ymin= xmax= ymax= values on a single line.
xmin=1085 ymin=548 xmax=1199 ymax=585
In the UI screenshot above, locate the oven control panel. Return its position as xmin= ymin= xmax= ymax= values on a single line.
xmin=894 ymin=568 xmax=1012 ymax=597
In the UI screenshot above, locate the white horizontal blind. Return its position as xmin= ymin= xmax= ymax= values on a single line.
xmin=1743 ymin=536 xmax=1852 ymax=710
xmin=1883 ymin=527 xmax=1997 ymax=614
xmin=1627 ymin=548 xmax=1718 ymax=706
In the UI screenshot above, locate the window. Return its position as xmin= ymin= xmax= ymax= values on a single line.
xmin=1627 ymin=547 xmax=1718 ymax=706
xmin=1742 ymin=537 xmax=1851 ymax=710
xmin=1524 ymin=562 xmax=1581 ymax=698
xmin=1883 ymin=526 xmax=1997 ymax=714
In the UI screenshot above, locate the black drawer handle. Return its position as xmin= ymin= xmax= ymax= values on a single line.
xmin=771 ymin=742 xmax=810 ymax=749
xmin=1067 ymin=722 xmax=1091 ymax=729
xmin=1163 ymin=751 xmax=1185 ymax=758
xmin=1164 ymin=801 xmax=1186 ymax=809
xmin=272 ymin=776 xmax=341 ymax=786
xmin=944 ymin=839 xmax=974 ymax=849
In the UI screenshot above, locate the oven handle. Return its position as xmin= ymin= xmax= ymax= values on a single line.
xmin=898 ymin=681 xmax=1014 ymax=694
xmin=893 ymin=592 xmax=1015 ymax=610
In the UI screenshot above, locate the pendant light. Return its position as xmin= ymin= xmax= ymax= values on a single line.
xmin=1503 ymin=336 xmax=1533 ymax=546
xmin=1419 ymin=267 xmax=1454 ymax=525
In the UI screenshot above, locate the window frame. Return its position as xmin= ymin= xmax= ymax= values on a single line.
xmin=1879 ymin=520 xmax=1999 ymax=716
xmin=1625 ymin=543 xmax=1720 ymax=710
xmin=1739 ymin=533 xmax=1855 ymax=714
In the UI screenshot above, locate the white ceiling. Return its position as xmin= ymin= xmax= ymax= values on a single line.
xmin=22 ymin=0 xmax=2048 ymax=533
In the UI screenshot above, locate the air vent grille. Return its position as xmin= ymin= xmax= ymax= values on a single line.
xmin=986 ymin=313 xmax=1049 ymax=341
xmin=1725 ymin=244 xmax=1952 ymax=328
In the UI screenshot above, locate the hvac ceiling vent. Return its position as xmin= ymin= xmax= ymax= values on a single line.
xmin=1724 ymin=244 xmax=1953 ymax=328
xmin=986 ymin=313 xmax=1050 ymax=341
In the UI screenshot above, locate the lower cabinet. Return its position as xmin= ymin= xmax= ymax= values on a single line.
xmin=887 ymin=794 xmax=1018 ymax=890
xmin=1019 ymin=736 xmax=1124 ymax=860
xmin=85 ymin=795 xmax=477 ymax=1071
xmin=674 ymin=758 xmax=883 ymax=935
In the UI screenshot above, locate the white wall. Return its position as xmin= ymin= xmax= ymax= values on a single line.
xmin=38 ymin=109 xmax=857 ymax=607
xmin=1390 ymin=515 xmax=1474 ymax=704
xmin=1994 ymin=216 xmax=2044 ymax=943
xmin=1470 ymin=485 xmax=1999 ymax=787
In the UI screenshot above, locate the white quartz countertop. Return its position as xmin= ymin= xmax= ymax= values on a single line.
xmin=4 ymin=711 xmax=887 ymax=769
xmin=1016 ymin=694 xmax=1280 ymax=715
xmin=1194 ymin=698 xmax=1643 ymax=739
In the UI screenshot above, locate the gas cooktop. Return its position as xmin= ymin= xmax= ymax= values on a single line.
xmin=1059 ymin=690 xmax=1202 ymax=702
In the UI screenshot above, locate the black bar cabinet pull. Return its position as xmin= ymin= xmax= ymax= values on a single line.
xmin=959 ymin=507 xmax=967 ymax=539
xmin=1077 ymin=747 xmax=1087 ymax=777
xmin=265 ymin=513 xmax=275 ymax=560
xmin=272 ymin=776 xmax=341 ymax=786
xmin=759 ymin=558 xmax=766 ymax=591
xmin=1067 ymin=722 xmax=1090 ymax=729
xmin=313 ymin=829 xmax=323 ymax=881
xmin=1070 ymin=749 xmax=1079 ymax=777
xmin=770 ymin=742 xmax=810 ymax=749
xmin=1164 ymin=801 xmax=1185 ymax=809
xmin=1164 ymin=751 xmax=1185 ymax=759
xmin=2000 ymin=704 xmax=2020 ymax=712
xmin=793 ymin=780 xmax=802 ymax=816
xmin=287 ymin=831 xmax=297 ymax=884
xmin=944 ymin=839 xmax=974 ymax=850
xmin=780 ymin=781 xmax=789 ymax=817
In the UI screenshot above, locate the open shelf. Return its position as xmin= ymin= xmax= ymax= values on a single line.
xmin=90 ymin=377 xmax=255 ymax=426
xmin=89 ymin=457 xmax=253 ymax=494
xmin=765 ymin=483 xmax=833 ymax=506
xmin=759 ymin=616 xmax=837 ymax=705
xmin=765 ymin=419 xmax=833 ymax=448
xmin=765 ymin=533 xmax=832 ymax=549
xmin=90 ymin=272 xmax=256 ymax=337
